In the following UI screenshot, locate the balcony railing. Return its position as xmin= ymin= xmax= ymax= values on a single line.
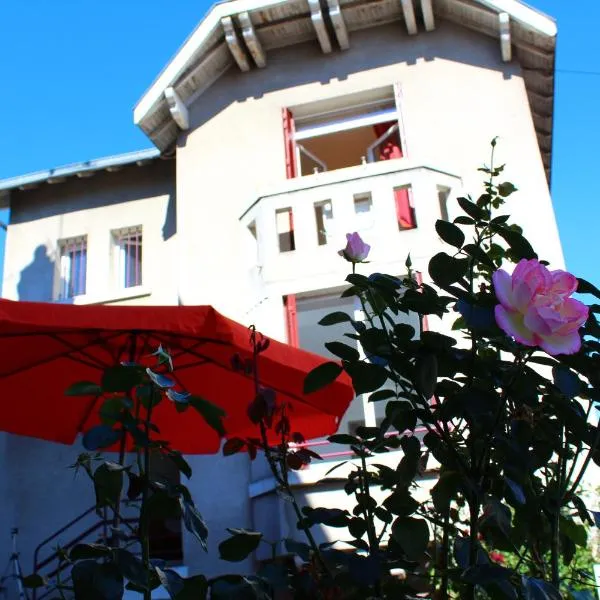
xmin=240 ymin=159 xmax=461 ymax=285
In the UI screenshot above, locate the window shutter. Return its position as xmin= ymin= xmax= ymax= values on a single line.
xmin=393 ymin=82 xmax=408 ymax=158
xmin=284 ymin=294 xmax=299 ymax=346
xmin=282 ymin=108 xmax=297 ymax=179
xmin=395 ymin=188 xmax=415 ymax=229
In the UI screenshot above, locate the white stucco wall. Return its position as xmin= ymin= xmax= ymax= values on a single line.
xmin=175 ymin=20 xmax=563 ymax=329
xmin=2 ymin=159 xmax=177 ymax=306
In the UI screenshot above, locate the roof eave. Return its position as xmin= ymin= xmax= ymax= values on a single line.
xmin=0 ymin=148 xmax=162 ymax=194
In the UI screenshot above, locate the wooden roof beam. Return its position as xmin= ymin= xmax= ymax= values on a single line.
xmin=420 ymin=0 xmax=435 ymax=31
xmin=221 ymin=16 xmax=250 ymax=71
xmin=327 ymin=0 xmax=350 ymax=50
xmin=401 ymin=0 xmax=418 ymax=35
xmin=499 ymin=12 xmax=512 ymax=62
xmin=238 ymin=12 xmax=266 ymax=68
xmin=164 ymin=86 xmax=190 ymax=130
xmin=308 ymin=0 xmax=332 ymax=53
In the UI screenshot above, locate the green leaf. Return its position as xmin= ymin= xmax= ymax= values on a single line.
xmin=431 ymin=471 xmax=461 ymax=512
xmin=101 ymin=365 xmax=145 ymax=393
xmin=504 ymin=476 xmax=525 ymax=505
xmin=463 ymin=243 xmax=496 ymax=269
xmin=69 ymin=543 xmax=111 ymax=560
xmin=560 ymin=516 xmax=587 ymax=547
xmin=93 ymin=461 xmax=125 ymax=509
xmin=435 ymin=220 xmax=465 ymax=248
xmin=498 ymin=181 xmax=517 ymax=198
xmin=454 ymin=216 xmax=475 ymax=225
xmin=324 ymin=341 xmax=360 ymax=362
xmin=491 ymin=225 xmax=537 ymax=260
xmin=166 ymin=449 xmax=192 ymax=479
xmin=65 ymin=381 xmax=102 ymax=396
xmin=415 ymin=352 xmax=438 ymax=398
xmin=180 ymin=498 xmax=209 ymax=551
xmin=522 ymin=577 xmax=562 ymax=600
xmin=218 ymin=529 xmax=263 ymax=562
xmin=99 ymin=398 xmax=126 ymax=425
xmin=391 ymin=516 xmax=429 ymax=561
xmin=146 ymin=368 xmax=176 ymax=389
xmin=428 ymin=252 xmax=469 ymax=287
xmin=172 ymin=575 xmax=208 ymax=600
xmin=223 ymin=438 xmax=246 ymax=456
xmin=72 ymin=560 xmax=124 ymax=600
xmin=345 ymin=361 xmax=388 ymax=394
xmin=384 ymin=489 xmax=420 ymax=517
xmin=302 ymin=507 xmax=350 ymax=527
xmin=189 ymin=396 xmax=226 ymax=436
xmin=83 ymin=425 xmax=121 ymax=451
xmin=552 ymin=366 xmax=582 ymax=398
xmin=21 ymin=574 xmax=47 ymax=589
xmin=114 ymin=549 xmax=149 ymax=589
xmin=462 ymin=564 xmax=513 ymax=585
xmin=498 ymin=181 xmax=517 ymax=197
xmin=577 ymin=277 xmax=600 ymax=299
xmin=348 ymin=517 xmax=367 ymax=538
xmin=284 ymin=539 xmax=311 ymax=561
xmin=328 ymin=433 xmax=360 ymax=445
xmin=386 ymin=401 xmax=417 ymax=433
xmin=369 ymin=389 xmax=396 ymax=402
xmin=304 ymin=362 xmax=343 ymax=394
xmin=319 ymin=311 xmax=353 ymax=326
xmin=457 ymin=197 xmax=487 ymax=221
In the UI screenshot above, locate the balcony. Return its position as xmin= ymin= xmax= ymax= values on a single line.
xmin=240 ymin=159 xmax=462 ymax=289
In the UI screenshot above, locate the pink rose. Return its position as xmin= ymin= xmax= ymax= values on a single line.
xmin=338 ymin=232 xmax=370 ymax=263
xmin=492 ymin=259 xmax=588 ymax=356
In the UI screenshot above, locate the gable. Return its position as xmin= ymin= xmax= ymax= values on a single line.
xmin=134 ymin=0 xmax=555 ymax=180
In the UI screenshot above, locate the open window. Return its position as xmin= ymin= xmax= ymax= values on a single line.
xmin=283 ymin=86 xmax=406 ymax=178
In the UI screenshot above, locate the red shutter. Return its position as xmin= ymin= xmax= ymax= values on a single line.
xmin=284 ymin=295 xmax=299 ymax=347
xmin=282 ymin=108 xmax=297 ymax=179
xmin=395 ymin=188 xmax=415 ymax=229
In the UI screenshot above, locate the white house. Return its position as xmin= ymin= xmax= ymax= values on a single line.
xmin=0 ymin=0 xmax=564 ymax=595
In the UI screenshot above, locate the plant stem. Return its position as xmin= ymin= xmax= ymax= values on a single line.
xmin=440 ymin=506 xmax=450 ymax=600
xmin=250 ymin=328 xmax=330 ymax=579
xmin=551 ymin=427 xmax=565 ymax=589
xmin=466 ymin=497 xmax=479 ymax=600
xmin=140 ymin=394 xmax=155 ymax=600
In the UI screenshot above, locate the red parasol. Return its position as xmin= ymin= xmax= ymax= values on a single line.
xmin=0 ymin=299 xmax=353 ymax=454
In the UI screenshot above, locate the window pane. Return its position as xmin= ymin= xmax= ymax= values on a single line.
xmin=114 ymin=228 xmax=142 ymax=288
xmin=122 ymin=234 xmax=142 ymax=288
xmin=58 ymin=237 xmax=87 ymax=299
xmin=314 ymin=201 xmax=333 ymax=246
xmin=276 ymin=208 xmax=295 ymax=252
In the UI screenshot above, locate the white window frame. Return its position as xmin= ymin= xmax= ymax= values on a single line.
xmin=112 ymin=226 xmax=143 ymax=290
xmin=294 ymin=107 xmax=399 ymax=141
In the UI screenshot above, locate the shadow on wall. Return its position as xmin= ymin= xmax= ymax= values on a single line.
xmin=17 ymin=245 xmax=56 ymax=302
xmin=163 ymin=188 xmax=177 ymax=241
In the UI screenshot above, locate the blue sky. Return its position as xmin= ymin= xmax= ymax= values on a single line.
xmin=0 ymin=1 xmax=598 ymax=287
